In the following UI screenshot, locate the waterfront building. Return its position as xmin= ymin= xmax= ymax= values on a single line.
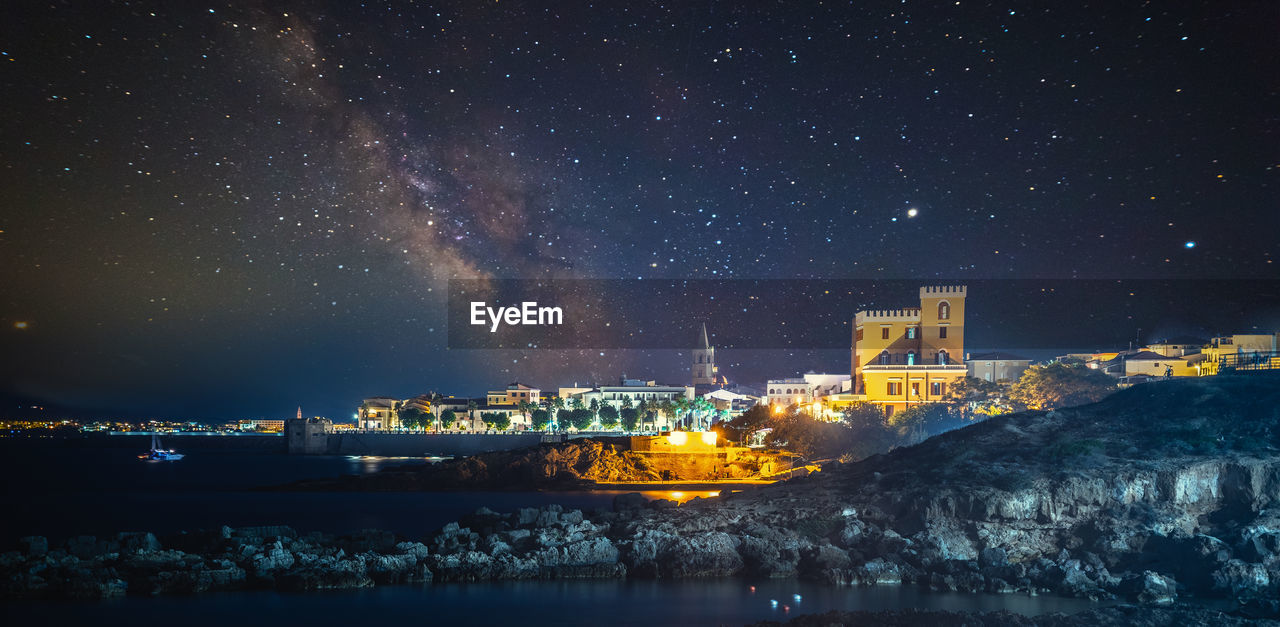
xmin=850 ymin=285 xmax=970 ymax=416
xmin=357 ymin=397 xmax=400 ymax=430
xmin=236 ymin=419 xmax=285 ymax=433
xmin=485 ymin=383 xmax=541 ymax=406
xmin=765 ymin=373 xmax=851 ymax=408
xmin=965 ymin=352 xmax=1032 ymax=383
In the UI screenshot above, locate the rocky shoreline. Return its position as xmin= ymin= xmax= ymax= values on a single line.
xmin=4 ymin=375 xmax=1279 ymax=623
xmin=275 ymin=436 xmax=788 ymax=491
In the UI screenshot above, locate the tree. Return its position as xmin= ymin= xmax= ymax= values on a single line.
xmin=656 ymin=400 xmax=675 ymax=431
xmin=713 ymin=404 xmax=771 ymax=445
xmin=570 ymin=408 xmax=594 ymax=431
xmin=482 ymin=412 xmax=511 ymax=431
xmin=570 ymin=397 xmax=585 ymax=411
xmin=693 ymin=397 xmax=714 ymax=430
xmin=517 ymin=400 xmax=534 ymax=426
xmin=764 ymin=407 xmax=859 ymax=460
xmin=439 ymin=409 xmax=457 ymax=430
xmin=466 ymin=399 xmax=479 ymax=429
xmin=531 ymin=408 xmax=551 ymax=430
xmin=397 ymin=406 xmax=425 ymax=431
xmin=599 ymin=404 xmax=620 ymax=429
xmin=946 ymin=377 xmax=1013 ymax=416
xmin=616 ymin=407 xmax=635 ymax=431
xmin=672 ymin=397 xmax=691 ymax=429
xmin=889 ymin=404 xmax=970 ymax=445
xmin=1009 ymin=363 xmax=1116 ymax=410
xmin=551 ymin=397 xmax=566 ymax=430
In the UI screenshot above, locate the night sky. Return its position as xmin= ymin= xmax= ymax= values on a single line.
xmin=1 ymin=1 xmax=1276 ymax=421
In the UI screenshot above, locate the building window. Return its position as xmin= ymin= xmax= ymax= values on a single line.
xmin=931 ymin=381 xmax=944 ymax=396
xmin=881 ymin=327 xmax=890 ymax=340
xmin=879 ymin=351 xmax=889 ymax=365
xmin=937 ymin=350 xmax=948 ymax=365
xmin=887 ymin=382 xmax=901 ymax=395
xmin=939 ymin=326 xmax=948 ymax=339
xmin=856 ymin=328 xmax=864 ymax=341
xmin=907 ymin=351 xmax=916 ymax=366
xmin=911 ymin=382 xmax=920 ymax=396
xmin=938 ymin=302 xmax=950 ymax=320
xmin=906 ymin=327 xmax=917 ymax=339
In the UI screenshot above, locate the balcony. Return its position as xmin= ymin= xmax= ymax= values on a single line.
xmin=861 ymin=364 xmax=967 ymax=371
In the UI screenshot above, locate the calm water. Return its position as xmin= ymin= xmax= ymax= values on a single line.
xmin=0 ymin=440 xmax=619 ymax=542
xmin=0 ymin=439 xmax=1102 ymax=623
xmin=3 ymin=578 xmax=1098 ymax=626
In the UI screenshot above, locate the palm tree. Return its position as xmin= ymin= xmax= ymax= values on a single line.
xmin=431 ymin=392 xmax=444 ymax=432
xmin=672 ymin=396 xmax=691 ymax=430
xmin=551 ymin=397 xmax=566 ymax=431
xmin=589 ymin=398 xmax=601 ymax=430
xmin=636 ymin=399 xmax=650 ymax=432
xmin=694 ymin=397 xmax=714 ymax=430
xmin=517 ymin=400 xmax=534 ymax=430
xmin=466 ymin=399 xmax=478 ymax=431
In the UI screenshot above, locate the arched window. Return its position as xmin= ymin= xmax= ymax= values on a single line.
xmin=937 ymin=350 xmax=948 ymax=365
xmin=906 ymin=327 xmax=917 ymax=339
xmin=938 ymin=301 xmax=950 ymax=320
xmin=878 ymin=351 xmax=889 ymax=365
xmin=907 ymin=351 xmax=916 ymax=366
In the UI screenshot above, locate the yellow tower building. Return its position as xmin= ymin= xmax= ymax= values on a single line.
xmin=851 ymin=286 xmax=969 ymax=416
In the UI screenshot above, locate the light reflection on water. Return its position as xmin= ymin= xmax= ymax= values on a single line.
xmin=640 ymin=489 xmax=730 ymax=505
xmin=343 ymin=455 xmax=451 ymax=473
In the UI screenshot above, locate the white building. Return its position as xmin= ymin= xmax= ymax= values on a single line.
xmin=766 ymin=373 xmax=851 ymax=407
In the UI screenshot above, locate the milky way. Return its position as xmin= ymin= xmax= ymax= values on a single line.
xmin=0 ymin=1 xmax=1275 ymax=419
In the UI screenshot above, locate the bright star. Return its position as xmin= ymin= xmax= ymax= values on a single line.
xmin=906 ymin=208 xmax=918 ymax=218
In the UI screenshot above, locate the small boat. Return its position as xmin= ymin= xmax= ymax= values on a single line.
xmin=138 ymin=434 xmax=184 ymax=461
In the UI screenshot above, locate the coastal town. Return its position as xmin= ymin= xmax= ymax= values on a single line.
xmin=330 ymin=284 xmax=1280 ymax=439
xmin=7 ymin=284 xmax=1276 ymax=444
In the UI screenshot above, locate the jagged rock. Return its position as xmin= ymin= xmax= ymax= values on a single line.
xmin=1212 ymin=559 xmax=1276 ymax=599
xmin=1121 ymin=570 xmax=1177 ymax=604
xmin=395 ymin=541 xmax=430 ymax=561
xmin=251 ymin=544 xmax=295 ymax=575
xmin=625 ymin=529 xmax=742 ymax=578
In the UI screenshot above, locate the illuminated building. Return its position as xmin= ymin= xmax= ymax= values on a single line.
xmin=850 ymin=285 xmax=970 ymax=417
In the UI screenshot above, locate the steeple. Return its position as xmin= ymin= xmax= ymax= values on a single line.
xmin=692 ymin=322 xmax=717 ymax=389
xmin=297 ymin=406 xmax=302 ymax=420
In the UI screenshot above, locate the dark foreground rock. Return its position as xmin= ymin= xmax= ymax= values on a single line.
xmin=749 ymin=605 xmax=1279 ymax=626
xmin=4 ymin=375 xmax=1279 ymax=622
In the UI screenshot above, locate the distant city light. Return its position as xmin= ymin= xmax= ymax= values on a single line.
xmin=13 ymin=321 xmax=28 ymax=330
xmin=1184 ymin=241 xmax=1196 ymax=249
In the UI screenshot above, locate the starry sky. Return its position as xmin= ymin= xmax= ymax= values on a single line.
xmin=1 ymin=1 xmax=1276 ymax=421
